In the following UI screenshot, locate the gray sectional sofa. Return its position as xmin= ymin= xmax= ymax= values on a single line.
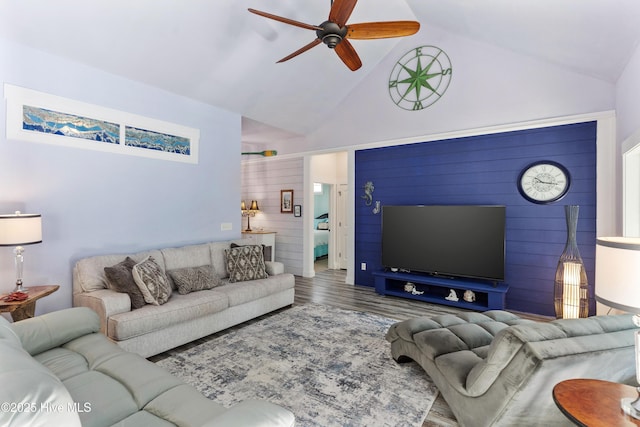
xmin=387 ymin=310 xmax=637 ymax=426
xmin=73 ymin=239 xmax=295 ymax=357
xmin=0 ymin=307 xmax=295 ymax=427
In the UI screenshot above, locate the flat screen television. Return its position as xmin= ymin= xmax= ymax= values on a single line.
xmin=381 ymin=205 xmax=506 ymax=282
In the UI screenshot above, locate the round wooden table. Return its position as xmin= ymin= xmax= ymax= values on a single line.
xmin=553 ymin=379 xmax=640 ymax=426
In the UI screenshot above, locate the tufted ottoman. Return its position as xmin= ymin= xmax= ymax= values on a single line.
xmin=386 ymin=310 xmax=637 ymax=427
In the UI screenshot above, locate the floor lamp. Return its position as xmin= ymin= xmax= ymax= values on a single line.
xmin=0 ymin=211 xmax=43 ymax=292
xmin=595 ymin=236 xmax=640 ymax=419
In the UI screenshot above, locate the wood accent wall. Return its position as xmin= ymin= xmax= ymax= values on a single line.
xmin=241 ymin=157 xmax=304 ymax=276
xmin=354 ymin=121 xmax=597 ymax=316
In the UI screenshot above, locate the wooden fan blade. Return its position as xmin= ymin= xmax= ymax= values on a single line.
xmin=347 ymin=21 xmax=420 ymax=39
xmin=277 ymin=38 xmax=322 ymax=63
xmin=329 ymin=0 xmax=358 ymax=27
xmin=248 ymin=8 xmax=323 ymax=31
xmin=334 ymin=39 xmax=362 ymax=71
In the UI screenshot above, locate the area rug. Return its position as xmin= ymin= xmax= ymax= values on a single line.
xmin=155 ymin=304 xmax=438 ymax=427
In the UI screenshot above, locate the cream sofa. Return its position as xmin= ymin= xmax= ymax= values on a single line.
xmin=73 ymin=239 xmax=295 ymax=358
xmin=0 ymin=307 xmax=295 ymax=427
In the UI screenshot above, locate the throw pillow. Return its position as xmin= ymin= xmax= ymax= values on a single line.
xmin=169 ymin=265 xmax=221 ymax=295
xmin=132 ymin=256 xmax=172 ymax=305
xmin=104 ymin=257 xmax=147 ymax=309
xmin=225 ymin=244 xmax=268 ymax=283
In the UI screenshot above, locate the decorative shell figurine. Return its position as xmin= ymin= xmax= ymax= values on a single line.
xmin=464 ymin=290 xmax=476 ymax=302
xmin=445 ymin=289 xmax=459 ymax=302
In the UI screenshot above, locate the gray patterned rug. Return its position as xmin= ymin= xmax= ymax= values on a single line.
xmin=155 ymin=304 xmax=438 ymax=427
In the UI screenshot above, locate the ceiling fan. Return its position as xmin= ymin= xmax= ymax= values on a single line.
xmin=248 ymin=0 xmax=420 ymax=71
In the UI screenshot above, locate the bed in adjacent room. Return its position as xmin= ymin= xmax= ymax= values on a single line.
xmin=314 ymin=215 xmax=329 ymax=259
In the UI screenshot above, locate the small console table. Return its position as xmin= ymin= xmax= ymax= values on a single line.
xmin=373 ymin=270 xmax=508 ymax=311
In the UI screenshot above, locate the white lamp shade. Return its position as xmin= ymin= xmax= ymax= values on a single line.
xmin=595 ymin=237 xmax=640 ymax=313
xmin=0 ymin=212 xmax=42 ymax=246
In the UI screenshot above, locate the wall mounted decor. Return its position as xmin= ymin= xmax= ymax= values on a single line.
xmin=389 ymin=45 xmax=452 ymax=111
xmin=4 ymin=84 xmax=200 ymax=164
xmin=372 ymin=200 xmax=381 ymax=215
xmin=361 ymin=181 xmax=374 ymax=206
xmin=517 ymin=160 xmax=571 ymax=204
xmin=294 ymin=205 xmax=302 ymax=217
xmin=281 ymin=189 xmax=294 ymax=213
xmin=241 ymin=150 xmax=278 ymax=157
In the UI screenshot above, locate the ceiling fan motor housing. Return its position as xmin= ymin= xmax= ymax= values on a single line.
xmin=317 ymin=21 xmax=348 ymax=48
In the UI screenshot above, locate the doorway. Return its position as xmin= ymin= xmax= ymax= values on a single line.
xmin=308 ymin=152 xmax=349 ymax=277
xmin=313 ymin=182 xmax=331 ymax=272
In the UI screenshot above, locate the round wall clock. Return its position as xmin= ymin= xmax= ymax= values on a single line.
xmin=388 ymin=45 xmax=452 ymax=111
xmin=517 ymin=160 xmax=571 ymax=204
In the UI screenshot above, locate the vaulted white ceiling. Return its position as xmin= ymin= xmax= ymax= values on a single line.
xmin=1 ymin=0 xmax=639 ymax=144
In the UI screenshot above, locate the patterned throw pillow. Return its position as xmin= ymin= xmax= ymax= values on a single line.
xmin=169 ymin=265 xmax=221 ymax=295
xmin=132 ymin=256 xmax=172 ymax=305
xmin=225 ymin=245 xmax=268 ymax=283
xmin=104 ymin=257 xmax=147 ymax=309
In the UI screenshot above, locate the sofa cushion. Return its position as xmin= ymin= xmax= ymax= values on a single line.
xmin=133 ymin=256 xmax=172 ymax=306
xmin=0 ymin=348 xmax=82 ymax=427
xmin=216 ymin=275 xmax=293 ymax=307
xmin=74 ymin=250 xmax=165 ymax=293
xmin=11 ymin=307 xmax=101 ymax=356
xmin=144 ymin=384 xmax=227 ymax=426
xmin=169 ymin=265 xmax=222 ymax=295
xmin=209 ymin=242 xmax=233 ymax=279
xmin=104 ymin=257 xmax=147 ymax=309
xmin=107 ymin=290 xmax=229 ymax=341
xmin=0 ymin=316 xmax=81 ymax=426
xmin=225 ymin=244 xmax=268 ymax=283
xmin=161 ymin=243 xmax=212 ymax=270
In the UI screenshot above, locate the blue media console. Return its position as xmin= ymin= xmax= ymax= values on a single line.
xmin=373 ymin=270 xmax=509 ymax=311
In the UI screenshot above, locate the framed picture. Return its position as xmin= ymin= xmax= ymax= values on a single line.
xmin=281 ymin=189 xmax=294 ymax=213
xmin=4 ymin=83 xmax=199 ymax=164
xmin=294 ymin=205 xmax=302 ymax=217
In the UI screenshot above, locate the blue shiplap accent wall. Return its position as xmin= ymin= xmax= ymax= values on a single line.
xmin=355 ymin=122 xmax=597 ymax=316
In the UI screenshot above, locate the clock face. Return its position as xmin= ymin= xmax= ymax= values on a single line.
xmin=388 ymin=45 xmax=452 ymax=111
xmin=518 ymin=161 xmax=571 ymax=204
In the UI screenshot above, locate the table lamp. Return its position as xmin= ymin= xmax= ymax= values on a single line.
xmin=0 ymin=211 xmax=42 ymax=292
xmin=241 ymin=200 xmax=260 ymax=232
xmin=595 ymin=236 xmax=640 ymax=419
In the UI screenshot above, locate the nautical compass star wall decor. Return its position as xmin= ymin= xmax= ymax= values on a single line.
xmin=389 ymin=45 xmax=452 ymax=111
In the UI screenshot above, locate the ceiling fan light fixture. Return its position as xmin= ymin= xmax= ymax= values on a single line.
xmin=322 ymin=34 xmax=342 ymax=48
xmin=317 ymin=21 xmax=347 ymax=48
xmin=249 ymin=0 xmax=419 ymax=70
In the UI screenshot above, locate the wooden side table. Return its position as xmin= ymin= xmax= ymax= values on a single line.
xmin=553 ymin=378 xmax=640 ymax=426
xmin=0 ymin=285 xmax=59 ymax=321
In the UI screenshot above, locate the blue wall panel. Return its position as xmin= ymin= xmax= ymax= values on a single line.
xmin=354 ymin=122 xmax=597 ymax=316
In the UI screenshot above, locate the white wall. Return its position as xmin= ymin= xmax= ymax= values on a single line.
xmin=281 ymin=25 xmax=616 ymax=153
xmin=0 ymin=39 xmax=242 ymax=316
xmin=616 ymin=43 xmax=640 ymax=145
xmin=241 ymin=157 xmax=304 ymax=275
xmin=616 ymin=42 xmax=640 ymax=236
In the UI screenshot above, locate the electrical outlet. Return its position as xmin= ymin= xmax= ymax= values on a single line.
xmin=220 ymin=223 xmax=232 ymax=231
xmin=361 ymin=262 xmax=367 ymax=271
